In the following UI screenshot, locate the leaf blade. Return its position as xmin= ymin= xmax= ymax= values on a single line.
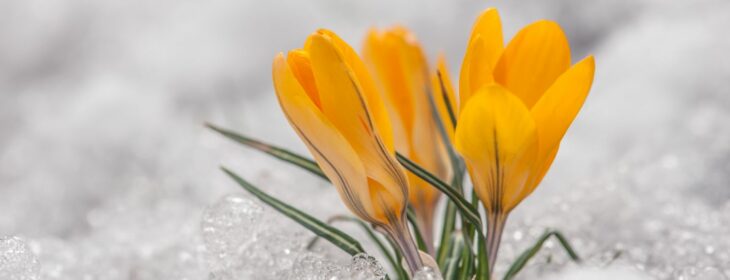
xmin=208 ymin=123 xmax=327 ymax=180
xmin=396 ymin=153 xmax=482 ymax=229
xmin=221 ymin=167 xmax=364 ymax=255
xmin=503 ymin=230 xmax=580 ymax=280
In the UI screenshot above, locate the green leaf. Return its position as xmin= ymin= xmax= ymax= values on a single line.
xmin=476 ymin=233 xmax=491 ymax=280
xmin=221 ymin=167 xmax=364 ymax=255
xmin=406 ymin=207 xmax=429 ymax=253
xmin=436 ymin=202 xmax=457 ymax=269
xmin=503 ymin=230 xmax=581 ymax=280
xmin=425 ymin=84 xmax=464 ymax=196
xmin=396 ymin=153 xmax=482 ymax=230
xmin=443 ymin=234 xmax=464 ymax=280
xmin=435 ymin=70 xmax=457 ymax=128
xmin=207 ymin=123 xmax=327 ymax=180
xmin=457 ymin=240 xmax=475 ymax=280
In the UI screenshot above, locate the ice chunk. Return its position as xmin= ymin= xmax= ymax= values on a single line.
xmin=288 ymin=252 xmax=385 ymax=280
xmin=0 ymin=236 xmax=40 ymax=280
xmin=346 ymin=253 xmax=385 ymax=280
xmin=202 ymin=193 xmax=312 ymax=279
xmin=288 ymin=253 xmax=342 ymax=280
xmin=201 ymin=193 xmax=264 ymax=272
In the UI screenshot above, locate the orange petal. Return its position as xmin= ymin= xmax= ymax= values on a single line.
xmin=494 ymin=20 xmax=571 ymax=108
xmin=314 ymin=29 xmax=395 ymax=153
xmin=363 ymin=27 xmax=415 ymax=151
xmin=364 ymin=27 xmax=449 ymax=216
xmin=308 ymin=33 xmax=408 ymax=216
xmin=286 ymin=50 xmax=321 ymax=109
xmin=272 ymin=53 xmax=378 ymax=221
xmin=459 ymin=8 xmax=504 ymax=111
xmin=531 ymin=56 xmax=595 ymax=156
xmin=454 ymin=85 xmax=538 ymax=213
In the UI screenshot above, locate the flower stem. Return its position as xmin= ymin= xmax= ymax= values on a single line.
xmin=416 ymin=207 xmax=436 ymax=254
xmin=486 ymin=212 xmax=508 ymax=275
xmin=377 ymin=218 xmax=424 ymax=274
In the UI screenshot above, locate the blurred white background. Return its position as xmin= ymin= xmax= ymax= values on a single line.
xmin=1 ymin=0 xmax=729 ymax=279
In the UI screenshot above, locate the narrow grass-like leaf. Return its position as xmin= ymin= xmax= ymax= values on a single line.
xmin=396 ymin=153 xmax=482 ymax=229
xmin=221 ymin=167 xmax=364 ymax=255
xmin=207 ymin=123 xmax=327 ymax=180
xmin=443 ymin=234 xmax=463 ymax=280
xmin=476 ymin=233 xmax=491 ymax=280
xmin=457 ymin=240 xmax=474 ymax=280
xmin=425 ymin=87 xmax=463 ymax=195
xmin=436 ymin=70 xmax=457 ymax=128
xmin=406 ymin=207 xmax=429 ymax=253
xmin=503 ymin=230 xmax=580 ymax=280
xmin=436 ymin=202 xmax=457 ymax=269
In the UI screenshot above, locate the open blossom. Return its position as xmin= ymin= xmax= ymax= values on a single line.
xmin=363 ymin=26 xmax=452 ymax=248
xmin=454 ymin=8 xmax=596 ymax=268
xmin=272 ymin=29 xmax=423 ymax=272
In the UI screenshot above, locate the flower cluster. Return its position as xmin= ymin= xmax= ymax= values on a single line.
xmin=214 ymin=7 xmax=595 ymax=280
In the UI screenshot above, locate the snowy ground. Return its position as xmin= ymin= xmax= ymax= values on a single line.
xmin=1 ymin=0 xmax=729 ymax=279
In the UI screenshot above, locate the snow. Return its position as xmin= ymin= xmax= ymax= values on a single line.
xmin=1 ymin=0 xmax=729 ymax=279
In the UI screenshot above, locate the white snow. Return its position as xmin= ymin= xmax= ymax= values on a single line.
xmin=1 ymin=0 xmax=729 ymax=279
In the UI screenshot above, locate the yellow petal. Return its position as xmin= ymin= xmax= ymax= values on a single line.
xmin=307 ymin=33 xmax=408 ymax=218
xmin=454 ymin=85 xmax=538 ymax=213
xmin=273 ymin=53 xmax=379 ymax=221
xmin=459 ymin=8 xmax=504 ymax=111
xmin=364 ymin=27 xmax=449 ymax=218
xmin=363 ymin=28 xmax=415 ymax=152
xmin=494 ymin=20 xmax=571 ymax=108
xmin=468 ymin=8 xmax=504 ymax=56
xmin=313 ymin=29 xmax=395 ymax=153
xmin=286 ymin=50 xmax=321 ymax=109
xmin=531 ymin=56 xmax=595 ymax=156
xmin=460 ymin=36 xmax=494 ymax=110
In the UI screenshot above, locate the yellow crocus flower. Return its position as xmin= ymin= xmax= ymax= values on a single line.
xmin=272 ymin=29 xmax=423 ymax=272
xmin=454 ymin=8 xmax=596 ymax=268
xmin=362 ymin=26 xmax=452 ymax=250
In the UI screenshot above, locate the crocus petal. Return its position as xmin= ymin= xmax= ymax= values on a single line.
xmin=459 ymin=8 xmax=503 ymax=111
xmin=312 ymin=29 xmax=395 ymax=153
xmin=308 ymin=33 xmax=408 ymax=215
xmin=287 ymin=50 xmax=321 ymax=109
xmin=454 ymin=85 xmax=538 ymax=213
xmin=272 ymin=53 xmax=378 ymax=221
xmin=468 ymin=8 xmax=504 ymax=58
xmin=494 ymin=20 xmax=571 ymax=108
xmin=531 ymin=56 xmax=595 ymax=156
xmin=363 ymin=28 xmax=415 ymax=152
xmin=364 ymin=27 xmax=449 ymax=223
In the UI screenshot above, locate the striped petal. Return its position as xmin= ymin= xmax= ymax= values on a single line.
xmin=494 ymin=20 xmax=571 ymax=108
xmin=308 ymin=33 xmax=408 ymax=221
xmin=454 ymin=85 xmax=538 ymax=213
xmin=272 ymin=53 xmax=377 ymax=221
xmin=312 ymin=29 xmax=395 ymax=153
